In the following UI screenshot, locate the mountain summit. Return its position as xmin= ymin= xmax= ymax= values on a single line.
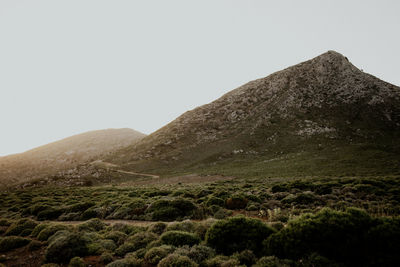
xmin=110 ymin=51 xmax=400 ymax=177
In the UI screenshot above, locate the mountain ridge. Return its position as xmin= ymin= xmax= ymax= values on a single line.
xmin=108 ymin=50 xmax=400 ymax=177
xmin=0 ymin=128 xmax=146 ymax=186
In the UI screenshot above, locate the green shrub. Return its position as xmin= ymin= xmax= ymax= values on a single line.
xmin=160 ymin=231 xmax=201 ymax=247
xmin=115 ymin=232 xmax=157 ymax=256
xmin=104 ymin=231 xmax=127 ymax=245
xmin=271 ymin=184 xmax=288 ymax=193
xmin=158 ymin=254 xmax=198 ymax=267
xmin=206 ymin=216 xmax=275 ymax=256
xmin=99 ymin=239 xmax=117 ymax=251
xmin=5 ymin=218 xmax=38 ymax=236
xmin=112 ymin=223 xmax=144 ymax=235
xmin=31 ymin=223 xmax=49 ymax=237
xmin=0 ymin=236 xmax=30 ymax=252
xmin=100 ymin=252 xmax=114 ymax=264
xmin=45 ymin=232 xmax=88 ymax=263
xmin=264 ymin=208 xmax=373 ymax=265
xmin=30 ymin=203 xmax=51 ymax=216
xmin=111 ymin=199 xmax=147 ymax=219
xmin=166 ymin=220 xmax=196 ymax=233
xmin=37 ymin=207 xmax=63 ymax=220
xmin=205 ymin=255 xmax=240 ymax=267
xmin=213 ymin=208 xmax=229 ymax=219
xmin=146 ymin=239 xmax=162 ymax=249
xmin=68 ymin=257 xmax=86 ymax=267
xmin=80 ymin=208 xmax=98 ymax=220
xmin=66 ymin=202 xmax=95 ymax=213
xmin=77 ymin=218 xmax=106 ymax=232
xmin=206 ymin=197 xmax=225 ymax=207
xmin=148 ymin=222 xmax=167 ymax=235
xmin=234 ymin=249 xmax=256 ymax=266
xmin=147 ymin=199 xmax=196 ymax=221
xmin=186 ymin=245 xmax=215 ymax=264
xmin=37 ymin=224 xmax=69 ymax=241
xmin=144 ymin=245 xmax=174 ymax=265
xmin=28 ymin=240 xmax=44 ymax=251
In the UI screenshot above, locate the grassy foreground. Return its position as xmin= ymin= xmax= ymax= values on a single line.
xmin=0 ymin=175 xmax=399 ymax=266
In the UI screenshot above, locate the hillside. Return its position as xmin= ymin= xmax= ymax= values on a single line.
xmin=109 ymin=51 xmax=400 ymax=177
xmin=0 ymin=128 xmax=145 ymax=186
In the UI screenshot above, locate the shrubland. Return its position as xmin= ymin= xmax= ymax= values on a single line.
xmin=0 ymin=175 xmax=399 ymax=266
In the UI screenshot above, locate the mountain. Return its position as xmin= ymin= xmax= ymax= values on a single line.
xmin=109 ymin=51 xmax=400 ymax=177
xmin=0 ymin=128 xmax=146 ymax=186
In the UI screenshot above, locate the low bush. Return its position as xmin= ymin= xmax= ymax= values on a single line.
xmin=166 ymin=220 xmax=197 ymax=233
xmin=264 ymin=208 xmax=374 ymax=265
xmin=100 ymin=252 xmax=114 ymax=264
xmin=104 ymin=231 xmax=127 ymax=245
xmin=234 ymin=249 xmax=256 ymax=266
xmin=80 ymin=208 xmax=98 ymax=220
xmin=5 ymin=218 xmax=38 ymax=236
xmin=148 ymin=222 xmax=167 ymax=235
xmin=144 ymin=245 xmax=174 ymax=265
xmin=31 ymin=223 xmax=49 ymax=237
xmin=186 ymin=244 xmax=216 ymax=264
xmin=28 ymin=240 xmax=44 ymax=251
xmin=206 ymin=216 xmax=275 ymax=256
xmin=77 ymin=218 xmax=106 ymax=232
xmin=160 ymin=231 xmax=201 ymax=247
xmin=68 ymin=257 xmax=86 ymax=267
xmin=158 ymin=254 xmax=198 ymax=267
xmin=147 ymin=199 xmax=197 ymax=221
xmin=37 ymin=224 xmax=69 ymax=241
xmin=115 ymin=232 xmax=157 ymax=257
xmin=205 ymin=255 xmax=240 ymax=267
xmin=66 ymin=202 xmax=95 ymax=213
xmin=112 ymin=223 xmax=144 ymax=235
xmin=0 ymin=236 xmax=30 ymax=252
xmin=206 ymin=197 xmax=225 ymax=207
xmin=37 ymin=207 xmax=63 ymax=221
xmin=109 ymin=199 xmax=147 ymax=219
xmin=45 ymin=232 xmax=88 ymax=263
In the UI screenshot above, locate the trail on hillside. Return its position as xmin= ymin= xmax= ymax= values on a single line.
xmin=93 ymin=161 xmax=160 ymax=179
xmin=114 ymin=169 xmax=159 ymax=179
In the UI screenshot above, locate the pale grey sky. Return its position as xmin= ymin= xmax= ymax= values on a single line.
xmin=1 ymin=0 xmax=399 ymax=156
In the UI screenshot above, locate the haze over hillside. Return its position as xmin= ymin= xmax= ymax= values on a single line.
xmin=0 ymin=128 xmax=145 ymax=186
xmin=109 ymin=51 xmax=400 ymax=177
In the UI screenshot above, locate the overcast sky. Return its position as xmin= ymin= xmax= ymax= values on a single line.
xmin=1 ymin=0 xmax=399 ymax=156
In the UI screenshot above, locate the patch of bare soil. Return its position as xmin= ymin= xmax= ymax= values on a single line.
xmin=0 ymin=245 xmax=46 ymax=267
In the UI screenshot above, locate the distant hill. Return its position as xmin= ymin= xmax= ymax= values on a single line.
xmin=109 ymin=51 xmax=400 ymax=177
xmin=0 ymin=128 xmax=145 ymax=186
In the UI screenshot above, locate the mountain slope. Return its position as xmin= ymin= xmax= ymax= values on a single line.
xmin=0 ymin=128 xmax=146 ymax=186
xmin=110 ymin=51 xmax=400 ymax=177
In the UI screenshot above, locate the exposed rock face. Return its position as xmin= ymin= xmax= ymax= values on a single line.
xmin=110 ymin=51 xmax=400 ymax=172
xmin=0 ymin=128 xmax=146 ymax=186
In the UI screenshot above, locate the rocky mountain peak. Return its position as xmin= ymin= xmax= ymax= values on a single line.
xmin=109 ymin=51 xmax=400 ymax=173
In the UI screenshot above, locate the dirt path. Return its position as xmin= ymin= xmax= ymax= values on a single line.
xmin=115 ymin=169 xmax=159 ymax=179
xmin=92 ymin=160 xmax=160 ymax=179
